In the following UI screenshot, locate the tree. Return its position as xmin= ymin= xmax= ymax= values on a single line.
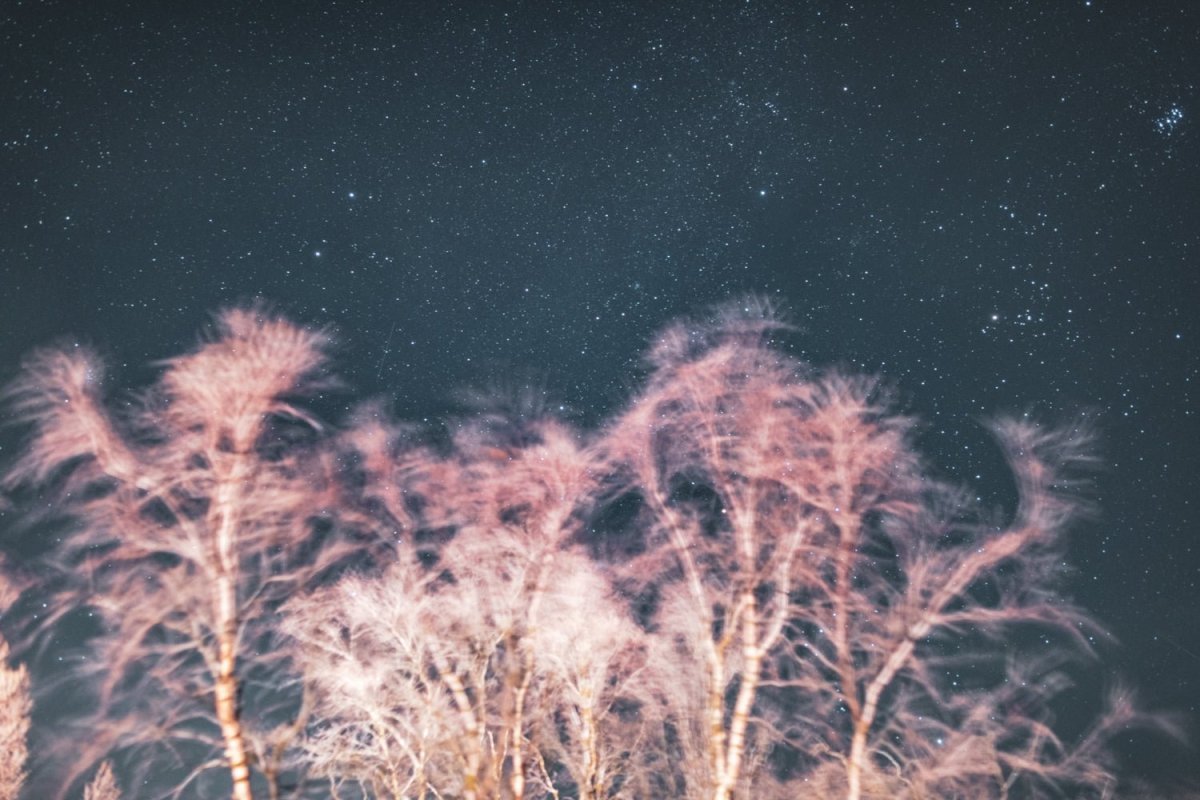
xmin=5 ymin=301 xmax=1174 ymax=799
xmin=3 ymin=306 xmax=357 ymax=799
xmin=600 ymin=302 xmax=1163 ymax=800
xmin=284 ymin=411 xmax=658 ymax=799
xmin=599 ymin=304 xmax=848 ymax=799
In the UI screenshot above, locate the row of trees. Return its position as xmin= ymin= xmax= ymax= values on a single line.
xmin=0 ymin=302 xmax=1170 ymax=798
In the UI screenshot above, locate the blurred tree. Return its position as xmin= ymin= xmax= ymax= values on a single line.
xmin=3 ymin=307 xmax=356 ymax=799
xmin=4 ymin=301 xmax=1177 ymax=800
xmin=600 ymin=302 xmax=1167 ymax=800
xmin=285 ymin=412 xmax=657 ymax=800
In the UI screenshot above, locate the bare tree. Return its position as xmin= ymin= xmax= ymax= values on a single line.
xmin=601 ymin=301 xmax=1160 ymax=800
xmin=285 ymin=411 xmax=657 ymax=799
xmin=527 ymin=563 xmax=657 ymax=800
xmin=757 ymin=416 xmax=1138 ymax=800
xmin=4 ymin=300 xmax=1174 ymax=799
xmin=599 ymin=304 xmax=862 ymax=799
xmin=3 ymin=306 xmax=357 ymax=799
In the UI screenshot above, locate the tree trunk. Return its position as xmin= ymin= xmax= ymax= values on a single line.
xmin=577 ymin=686 xmax=601 ymax=800
xmin=712 ymin=591 xmax=763 ymax=800
xmin=212 ymin=454 xmax=254 ymax=800
xmin=846 ymin=637 xmax=916 ymax=800
xmin=846 ymin=721 xmax=867 ymax=800
xmin=215 ymin=575 xmax=253 ymax=800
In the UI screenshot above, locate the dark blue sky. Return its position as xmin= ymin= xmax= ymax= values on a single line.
xmin=2 ymin=0 xmax=1197 ymax=790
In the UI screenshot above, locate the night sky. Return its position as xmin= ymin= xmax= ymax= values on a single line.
xmin=1 ymin=0 xmax=1197 ymax=791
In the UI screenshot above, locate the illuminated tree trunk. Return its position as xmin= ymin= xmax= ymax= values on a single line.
xmin=214 ymin=591 xmax=253 ymax=800
xmin=712 ymin=592 xmax=763 ymax=800
xmin=212 ymin=459 xmax=254 ymax=800
xmin=576 ymin=693 xmax=601 ymax=800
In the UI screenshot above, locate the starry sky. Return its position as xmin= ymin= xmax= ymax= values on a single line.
xmin=1 ymin=0 xmax=1197 ymax=790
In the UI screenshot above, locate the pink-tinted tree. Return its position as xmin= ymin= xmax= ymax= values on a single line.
xmin=3 ymin=307 xmax=359 ymax=799
xmin=600 ymin=302 xmax=1163 ymax=800
xmin=599 ymin=305 xmax=847 ymax=799
xmin=284 ymin=410 xmax=659 ymax=799
xmin=3 ymin=300 xmax=1175 ymax=800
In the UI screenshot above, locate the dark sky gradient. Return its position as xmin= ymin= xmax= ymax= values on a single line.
xmin=2 ymin=0 xmax=1197 ymax=790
